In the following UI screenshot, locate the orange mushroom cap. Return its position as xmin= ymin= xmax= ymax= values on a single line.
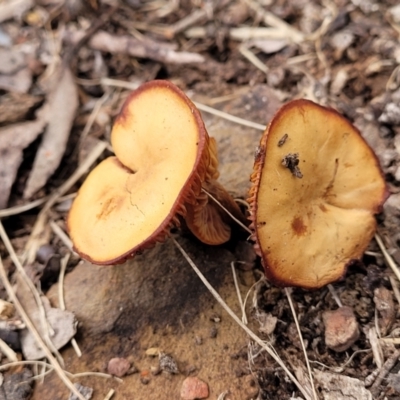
xmin=248 ymin=99 xmax=388 ymax=289
xmin=68 ymin=80 xmax=243 ymax=264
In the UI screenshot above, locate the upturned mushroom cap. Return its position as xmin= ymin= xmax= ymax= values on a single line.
xmin=249 ymin=99 xmax=388 ymax=289
xmin=68 ymin=80 xmax=212 ymax=264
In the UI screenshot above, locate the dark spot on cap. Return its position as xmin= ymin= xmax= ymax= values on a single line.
xmin=291 ymin=216 xmax=307 ymax=236
xmin=319 ymin=204 xmax=328 ymax=212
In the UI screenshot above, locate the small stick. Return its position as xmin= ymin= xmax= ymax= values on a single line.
xmin=103 ymin=389 xmax=115 ymax=400
xmin=172 ymin=237 xmax=312 ymax=400
xmin=285 ymin=288 xmax=318 ymax=400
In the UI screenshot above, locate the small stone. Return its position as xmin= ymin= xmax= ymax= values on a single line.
xmin=159 ymin=352 xmax=179 ymax=374
xmin=107 ymin=357 xmax=131 ymax=377
xmin=140 ymin=370 xmax=151 ymax=385
xmin=180 ymin=377 xmax=209 ymax=400
xmin=323 ymin=306 xmax=359 ymax=352
xmin=209 ymin=326 xmax=218 ymax=338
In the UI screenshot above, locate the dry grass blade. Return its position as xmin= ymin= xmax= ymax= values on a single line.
xmin=193 ymin=102 xmax=266 ymax=131
xmin=100 ymin=77 xmax=267 ymax=130
xmin=0 ymin=193 xmax=76 ymax=219
xmin=328 ymin=284 xmax=343 ymax=307
xmin=243 ymin=0 xmax=305 ymax=43
xmin=50 ymin=220 xmax=74 ymax=253
xmin=231 ymin=262 xmax=248 ymax=324
xmin=0 ymin=221 xmax=64 ymax=364
xmin=375 ymin=233 xmax=400 ymax=282
xmin=103 ymin=389 xmax=115 ymax=400
xmin=0 ymin=256 xmax=86 ymax=400
xmin=239 ymin=45 xmax=268 ymax=73
xmin=201 ymin=188 xmax=251 ymax=234
xmin=285 ymin=287 xmax=318 ymax=400
xmin=172 ymin=237 xmax=312 ymax=400
xmin=58 ymin=253 xmax=81 ymax=358
xmin=0 ymin=337 xmax=18 ymax=361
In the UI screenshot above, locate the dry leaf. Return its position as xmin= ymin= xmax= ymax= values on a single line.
xmin=16 ymin=274 xmax=77 ymax=360
xmin=0 ymin=0 xmax=34 ymax=23
xmin=0 ymin=106 xmax=48 ymax=208
xmin=0 ymin=67 xmax=32 ymax=93
xmin=18 ymin=292 xmax=77 ymax=360
xmin=0 ymin=92 xmax=42 ymax=124
xmin=24 ymin=65 xmax=78 ymax=199
xmin=0 ymin=47 xmax=26 ymax=74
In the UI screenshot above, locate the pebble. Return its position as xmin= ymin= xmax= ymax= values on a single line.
xmin=180 ymin=377 xmax=209 ymax=400
xmin=107 ymin=357 xmax=131 ymax=377
xmin=322 ymin=306 xmax=359 ymax=352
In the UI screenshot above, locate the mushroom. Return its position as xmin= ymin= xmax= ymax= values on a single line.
xmin=68 ymin=80 xmax=244 ymax=265
xmin=248 ymin=99 xmax=388 ymax=289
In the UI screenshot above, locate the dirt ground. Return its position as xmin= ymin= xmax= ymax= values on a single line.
xmin=1 ymin=0 xmax=400 ymax=399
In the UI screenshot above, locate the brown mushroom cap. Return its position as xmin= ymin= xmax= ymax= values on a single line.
xmin=68 ymin=80 xmax=210 ymax=264
xmin=249 ymin=99 xmax=388 ymax=289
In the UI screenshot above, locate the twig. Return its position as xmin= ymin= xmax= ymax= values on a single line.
xmin=285 ymin=288 xmax=318 ymax=400
xmin=0 ymin=256 xmax=86 ymax=400
xmin=172 ymin=237 xmax=312 ymax=400
xmin=0 ymin=338 xmax=18 ymax=362
xmin=103 ymin=389 xmax=115 ymax=400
